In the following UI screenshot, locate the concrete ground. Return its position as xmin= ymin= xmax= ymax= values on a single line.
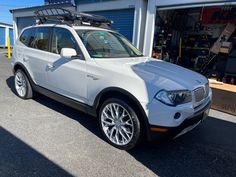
xmin=0 ymin=50 xmax=236 ymax=177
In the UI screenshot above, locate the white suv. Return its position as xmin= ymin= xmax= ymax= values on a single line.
xmin=12 ymin=24 xmax=212 ymax=150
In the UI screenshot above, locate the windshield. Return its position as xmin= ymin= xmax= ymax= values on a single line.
xmin=76 ymin=30 xmax=143 ymax=58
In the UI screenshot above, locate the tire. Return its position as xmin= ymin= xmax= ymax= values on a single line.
xmin=99 ymin=98 xmax=141 ymax=150
xmin=14 ymin=69 xmax=33 ymax=99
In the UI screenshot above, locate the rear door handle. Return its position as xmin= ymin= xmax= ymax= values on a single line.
xmin=23 ymin=57 xmax=29 ymax=62
xmin=87 ymin=74 xmax=99 ymax=80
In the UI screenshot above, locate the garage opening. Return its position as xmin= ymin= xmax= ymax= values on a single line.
xmin=152 ymin=5 xmax=236 ymax=115
xmin=152 ymin=5 xmax=236 ymax=84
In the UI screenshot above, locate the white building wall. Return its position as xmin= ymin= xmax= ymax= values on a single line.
xmin=5 ymin=27 xmax=9 ymax=47
xmin=157 ymin=0 xmax=236 ymax=7
xmin=142 ymin=0 xmax=156 ymax=56
xmin=133 ymin=0 xmax=147 ymax=50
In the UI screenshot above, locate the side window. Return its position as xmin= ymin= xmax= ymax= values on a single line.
xmin=29 ymin=27 xmax=50 ymax=51
xmin=51 ymin=28 xmax=82 ymax=56
xmin=19 ymin=29 xmax=34 ymax=46
xmin=28 ymin=28 xmax=36 ymax=47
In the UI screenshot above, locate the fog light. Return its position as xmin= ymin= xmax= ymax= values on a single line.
xmin=174 ymin=112 xmax=181 ymax=119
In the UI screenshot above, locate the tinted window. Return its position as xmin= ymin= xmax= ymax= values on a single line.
xmin=20 ymin=29 xmax=34 ymax=46
xmin=52 ymin=28 xmax=81 ymax=55
xmin=29 ymin=27 xmax=50 ymax=51
xmin=28 ymin=28 xmax=36 ymax=47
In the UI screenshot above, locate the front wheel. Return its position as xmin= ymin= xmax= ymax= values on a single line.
xmin=99 ymin=98 xmax=141 ymax=150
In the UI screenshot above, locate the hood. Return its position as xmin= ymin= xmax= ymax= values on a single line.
xmin=95 ymin=57 xmax=208 ymax=91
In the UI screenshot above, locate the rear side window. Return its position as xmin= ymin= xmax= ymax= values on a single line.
xmin=19 ymin=29 xmax=34 ymax=46
xmin=29 ymin=27 xmax=50 ymax=52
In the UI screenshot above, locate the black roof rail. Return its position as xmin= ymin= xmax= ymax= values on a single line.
xmin=34 ymin=8 xmax=112 ymax=29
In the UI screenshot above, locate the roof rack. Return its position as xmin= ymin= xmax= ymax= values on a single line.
xmin=34 ymin=8 xmax=112 ymax=29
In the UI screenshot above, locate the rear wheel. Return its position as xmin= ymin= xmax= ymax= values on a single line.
xmin=14 ymin=69 xmax=33 ymax=99
xmin=99 ymin=98 xmax=141 ymax=150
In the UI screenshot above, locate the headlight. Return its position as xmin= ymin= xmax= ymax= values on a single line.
xmin=155 ymin=90 xmax=192 ymax=106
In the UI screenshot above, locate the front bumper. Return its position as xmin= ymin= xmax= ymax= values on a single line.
xmin=147 ymin=100 xmax=211 ymax=141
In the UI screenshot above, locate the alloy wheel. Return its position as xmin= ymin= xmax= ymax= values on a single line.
xmin=15 ymin=71 xmax=27 ymax=97
xmin=101 ymin=103 xmax=134 ymax=146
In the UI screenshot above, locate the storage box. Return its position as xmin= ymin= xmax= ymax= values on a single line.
xmin=220 ymin=42 xmax=232 ymax=54
xmin=220 ymin=45 xmax=232 ymax=54
xmin=210 ymin=82 xmax=236 ymax=115
xmin=210 ymin=23 xmax=235 ymax=54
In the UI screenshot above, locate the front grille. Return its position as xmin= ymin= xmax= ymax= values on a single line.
xmin=194 ymin=87 xmax=205 ymax=102
xmin=193 ymin=84 xmax=210 ymax=108
xmin=204 ymin=83 xmax=209 ymax=98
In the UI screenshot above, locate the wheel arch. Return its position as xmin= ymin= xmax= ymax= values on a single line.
xmin=13 ymin=62 xmax=34 ymax=85
xmin=94 ymin=87 xmax=150 ymax=139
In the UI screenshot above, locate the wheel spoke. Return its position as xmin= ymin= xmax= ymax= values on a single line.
xmin=119 ymin=129 xmax=128 ymax=142
xmin=102 ymin=119 xmax=115 ymax=126
xmin=115 ymin=129 xmax=119 ymax=144
xmin=108 ymin=104 xmax=115 ymax=119
xmin=20 ymin=87 xmax=24 ymax=96
xmin=121 ymin=119 xmax=133 ymax=126
xmin=113 ymin=104 xmax=120 ymax=118
xmin=121 ymin=126 xmax=132 ymax=137
xmin=109 ymin=126 xmax=116 ymax=140
xmin=120 ymin=110 xmax=128 ymax=120
xmin=102 ymin=111 xmax=114 ymax=121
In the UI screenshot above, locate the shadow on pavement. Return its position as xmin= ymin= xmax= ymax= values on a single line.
xmin=6 ymin=76 xmax=102 ymax=138
xmin=6 ymin=76 xmax=17 ymax=96
xmin=5 ymin=76 xmax=236 ymax=177
xmin=128 ymin=117 xmax=236 ymax=177
xmin=0 ymin=127 xmax=73 ymax=177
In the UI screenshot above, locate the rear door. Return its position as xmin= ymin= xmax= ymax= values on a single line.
xmin=46 ymin=27 xmax=88 ymax=103
xmin=25 ymin=27 xmax=52 ymax=87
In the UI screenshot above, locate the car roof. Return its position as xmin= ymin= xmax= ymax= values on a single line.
xmin=23 ymin=24 xmax=111 ymax=32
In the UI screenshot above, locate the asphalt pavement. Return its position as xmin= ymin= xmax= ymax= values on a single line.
xmin=0 ymin=50 xmax=236 ymax=177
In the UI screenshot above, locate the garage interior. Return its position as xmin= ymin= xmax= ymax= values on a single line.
xmin=152 ymin=5 xmax=236 ymax=115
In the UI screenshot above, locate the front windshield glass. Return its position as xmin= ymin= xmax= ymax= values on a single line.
xmin=76 ymin=30 xmax=143 ymax=58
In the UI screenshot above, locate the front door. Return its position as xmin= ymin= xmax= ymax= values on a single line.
xmin=46 ymin=27 xmax=87 ymax=103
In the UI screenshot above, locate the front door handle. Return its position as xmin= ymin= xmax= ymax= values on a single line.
xmin=47 ymin=63 xmax=55 ymax=69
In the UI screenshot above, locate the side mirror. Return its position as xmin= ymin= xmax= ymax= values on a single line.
xmin=60 ymin=48 xmax=77 ymax=59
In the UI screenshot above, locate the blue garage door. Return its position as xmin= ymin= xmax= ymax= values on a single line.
xmin=9 ymin=29 xmax=14 ymax=46
xmin=17 ymin=17 xmax=35 ymax=34
xmin=91 ymin=9 xmax=135 ymax=42
xmin=0 ymin=27 xmax=5 ymax=46
xmin=16 ymin=9 xmax=135 ymax=41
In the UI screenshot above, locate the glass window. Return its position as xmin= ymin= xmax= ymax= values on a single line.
xmin=76 ymin=30 xmax=143 ymax=58
xmin=51 ymin=28 xmax=81 ymax=55
xmin=29 ymin=27 xmax=50 ymax=51
xmin=19 ymin=28 xmax=34 ymax=46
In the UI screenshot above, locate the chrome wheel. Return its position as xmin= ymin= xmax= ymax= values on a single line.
xmin=101 ymin=103 xmax=134 ymax=146
xmin=15 ymin=71 xmax=27 ymax=97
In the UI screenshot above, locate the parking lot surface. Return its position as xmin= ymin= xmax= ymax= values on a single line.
xmin=0 ymin=50 xmax=236 ymax=177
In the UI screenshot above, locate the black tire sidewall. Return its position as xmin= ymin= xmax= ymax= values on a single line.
xmin=99 ymin=98 xmax=141 ymax=150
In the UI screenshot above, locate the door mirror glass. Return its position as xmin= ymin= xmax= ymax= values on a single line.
xmin=60 ymin=48 xmax=77 ymax=59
